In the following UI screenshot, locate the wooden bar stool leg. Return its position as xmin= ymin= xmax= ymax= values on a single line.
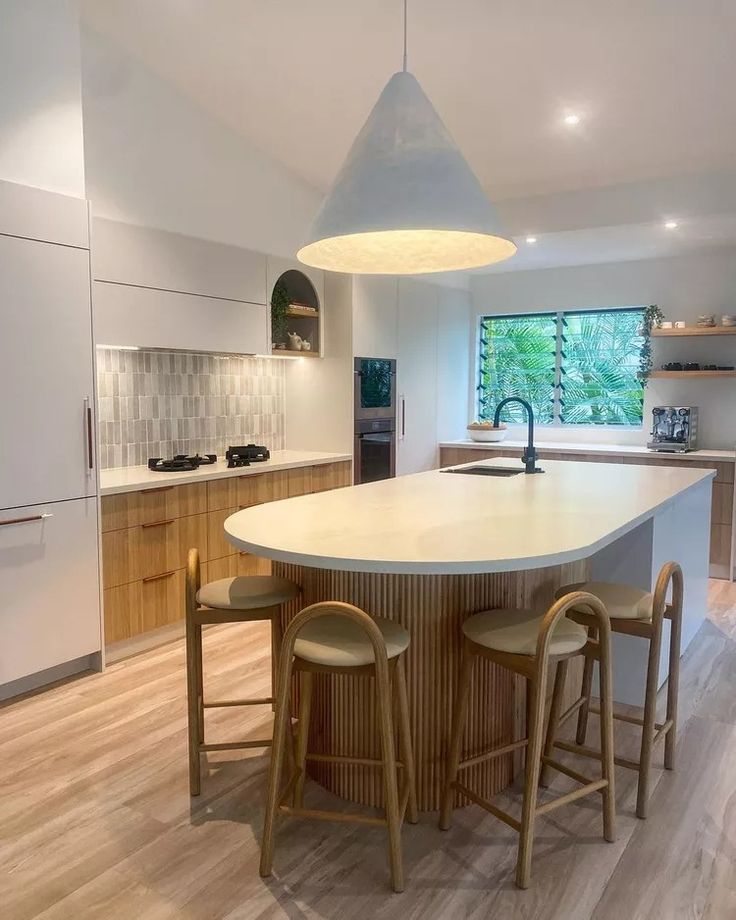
xmin=636 ymin=625 xmax=662 ymax=819
xmin=394 ymin=656 xmax=418 ymax=824
xmin=540 ymin=658 xmax=568 ymax=788
xmin=271 ymin=607 xmax=283 ymax=710
xmin=575 ymin=627 xmax=596 ymax=745
xmin=185 ymin=613 xmax=201 ymax=797
xmin=375 ymin=661 xmax=404 ymax=893
xmin=439 ymin=646 xmax=475 ymax=831
xmin=597 ymin=630 xmax=616 ymax=842
xmin=260 ymin=652 xmax=295 ymax=879
xmin=664 ymin=607 xmax=682 ymax=771
xmin=293 ymin=670 xmax=313 ymax=808
xmin=194 ymin=621 xmax=205 ymax=744
xmin=516 ymin=673 xmax=544 ymax=890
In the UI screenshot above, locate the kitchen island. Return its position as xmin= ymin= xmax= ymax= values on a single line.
xmin=225 ymin=457 xmax=713 ymax=810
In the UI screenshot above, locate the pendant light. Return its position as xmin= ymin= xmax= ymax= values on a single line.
xmin=297 ymin=0 xmax=516 ymax=275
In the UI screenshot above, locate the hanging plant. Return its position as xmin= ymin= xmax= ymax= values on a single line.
xmin=638 ymin=303 xmax=664 ymax=386
xmin=270 ymin=279 xmax=290 ymax=348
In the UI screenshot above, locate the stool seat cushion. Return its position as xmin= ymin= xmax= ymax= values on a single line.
xmin=294 ymin=613 xmax=410 ymax=667
xmin=556 ymin=581 xmax=653 ymax=620
xmin=462 ymin=608 xmax=588 ymax=656
xmin=197 ymin=575 xmax=299 ymax=611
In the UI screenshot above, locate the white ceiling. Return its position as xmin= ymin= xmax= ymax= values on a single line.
xmin=80 ymin=0 xmax=736 ymax=272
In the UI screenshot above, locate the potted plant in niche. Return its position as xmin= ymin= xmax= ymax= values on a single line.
xmin=271 ymin=279 xmax=289 ymax=349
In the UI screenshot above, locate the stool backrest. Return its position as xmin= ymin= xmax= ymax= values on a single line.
xmin=652 ymin=561 xmax=684 ymax=626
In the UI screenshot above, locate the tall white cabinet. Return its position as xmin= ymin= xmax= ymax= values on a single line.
xmin=0 ymin=180 xmax=101 ymax=695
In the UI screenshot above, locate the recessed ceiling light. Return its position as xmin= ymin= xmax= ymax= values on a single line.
xmin=526 ymin=236 xmax=538 ymax=244
xmin=563 ymin=113 xmax=581 ymax=126
xmin=664 ymin=220 xmax=679 ymax=230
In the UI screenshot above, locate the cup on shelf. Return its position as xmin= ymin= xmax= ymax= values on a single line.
xmin=674 ymin=321 xmax=686 ymax=329
xmin=661 ymin=321 xmax=673 ymax=329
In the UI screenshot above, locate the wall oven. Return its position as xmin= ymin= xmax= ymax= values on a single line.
xmin=354 ymin=358 xmax=396 ymax=483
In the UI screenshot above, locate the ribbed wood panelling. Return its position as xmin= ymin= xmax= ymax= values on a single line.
xmin=275 ymin=560 xmax=588 ymax=811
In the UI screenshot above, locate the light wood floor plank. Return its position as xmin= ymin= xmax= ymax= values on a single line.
xmin=1 ymin=586 xmax=734 ymax=919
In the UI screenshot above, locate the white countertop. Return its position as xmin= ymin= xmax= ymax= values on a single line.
xmin=440 ymin=439 xmax=735 ymax=463
xmin=224 ymin=456 xmax=714 ymax=575
xmin=99 ymin=450 xmax=352 ymax=495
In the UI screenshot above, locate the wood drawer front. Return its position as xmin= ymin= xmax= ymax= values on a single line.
xmin=101 ymin=482 xmax=207 ymax=531
xmin=287 ymin=466 xmax=312 ymax=497
xmin=621 ymin=456 xmax=734 ymax=484
xmin=208 ymin=507 xmax=238 ymax=560
xmin=104 ymin=569 xmax=186 ymax=644
xmin=712 ymin=483 xmax=734 ymax=526
xmin=237 ymin=470 xmax=288 ymax=508
xmin=101 ymin=513 xmax=208 ymax=588
xmin=207 ymin=478 xmax=239 ymax=512
xmin=312 ymin=461 xmax=353 ymax=492
xmin=709 ymin=523 xmax=732 ymax=578
xmin=206 ymin=553 xmax=272 ymax=581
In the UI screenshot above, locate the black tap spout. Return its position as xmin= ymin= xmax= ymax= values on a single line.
xmin=492 ymin=397 xmax=544 ymax=474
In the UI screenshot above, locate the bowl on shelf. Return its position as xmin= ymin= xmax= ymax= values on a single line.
xmin=467 ymin=422 xmax=507 ymax=443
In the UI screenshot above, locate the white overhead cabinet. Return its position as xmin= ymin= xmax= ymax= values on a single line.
xmin=91 ymin=218 xmax=269 ymax=354
xmin=0 ymin=180 xmax=101 ymax=695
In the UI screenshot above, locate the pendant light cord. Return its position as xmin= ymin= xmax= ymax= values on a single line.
xmin=402 ymin=0 xmax=408 ymax=71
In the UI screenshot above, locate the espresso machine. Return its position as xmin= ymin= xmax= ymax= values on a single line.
xmin=648 ymin=406 xmax=699 ymax=452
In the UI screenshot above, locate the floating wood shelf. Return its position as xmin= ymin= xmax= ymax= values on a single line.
xmin=651 ymin=370 xmax=736 ymax=378
xmin=286 ymin=305 xmax=320 ymax=318
xmin=652 ymin=326 xmax=736 ymax=337
xmin=271 ymin=348 xmax=320 ymax=358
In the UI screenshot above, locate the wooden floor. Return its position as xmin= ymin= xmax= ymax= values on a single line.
xmin=2 ymin=582 xmax=735 ymax=920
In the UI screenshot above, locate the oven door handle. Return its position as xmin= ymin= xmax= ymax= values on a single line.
xmin=399 ymin=394 xmax=406 ymax=440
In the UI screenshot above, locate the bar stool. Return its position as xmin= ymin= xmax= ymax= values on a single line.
xmin=439 ymin=593 xmax=616 ymax=889
xmin=260 ymin=601 xmax=418 ymax=893
xmin=185 ymin=547 xmax=300 ymax=796
xmin=550 ymin=560 xmax=683 ymax=818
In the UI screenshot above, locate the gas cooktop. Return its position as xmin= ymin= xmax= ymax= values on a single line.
xmin=147 ymin=454 xmax=217 ymax=472
xmin=225 ymin=444 xmax=271 ymax=468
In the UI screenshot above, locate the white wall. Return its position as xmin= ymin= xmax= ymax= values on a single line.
xmin=470 ymin=248 xmax=736 ymax=449
xmin=80 ymin=26 xmax=321 ymax=258
xmin=0 ymin=1 xmax=85 ymax=196
xmin=284 ymin=272 xmax=354 ymax=454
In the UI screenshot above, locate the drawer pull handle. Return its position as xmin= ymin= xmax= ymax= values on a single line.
xmin=141 ymin=519 xmax=175 ymax=529
xmin=141 ymin=486 xmax=175 ymax=495
xmin=238 ymin=551 xmax=250 ymax=557
xmin=142 ymin=570 xmax=177 ymax=583
xmin=0 ymin=513 xmax=53 ymax=527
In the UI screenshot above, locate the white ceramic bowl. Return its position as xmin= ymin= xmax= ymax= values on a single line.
xmin=467 ymin=426 xmax=508 ymax=443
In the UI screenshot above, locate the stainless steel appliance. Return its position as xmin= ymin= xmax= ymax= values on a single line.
xmin=354 ymin=358 xmax=397 ymax=483
xmin=648 ymin=406 xmax=699 ymax=452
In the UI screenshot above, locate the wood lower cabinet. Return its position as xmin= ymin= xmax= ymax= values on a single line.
xmin=101 ymin=461 xmax=351 ymax=646
xmin=439 ymin=446 xmax=734 ymax=579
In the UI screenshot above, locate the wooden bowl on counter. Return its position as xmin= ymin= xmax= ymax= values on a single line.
xmin=467 ymin=423 xmax=508 ymax=443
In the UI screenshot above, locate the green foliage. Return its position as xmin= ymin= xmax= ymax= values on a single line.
xmin=479 ymin=314 xmax=556 ymax=423
xmin=561 ymin=310 xmax=644 ymax=425
xmin=270 ymin=279 xmax=290 ymax=346
xmin=638 ymin=304 xmax=664 ymax=386
xmin=478 ymin=308 xmax=647 ymax=427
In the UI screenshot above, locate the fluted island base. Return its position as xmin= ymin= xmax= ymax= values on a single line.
xmin=273 ymin=560 xmax=587 ymax=811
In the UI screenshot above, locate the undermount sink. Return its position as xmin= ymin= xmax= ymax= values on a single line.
xmin=441 ymin=465 xmax=523 ymax=478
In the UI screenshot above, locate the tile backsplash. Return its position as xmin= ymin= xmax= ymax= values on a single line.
xmin=96 ymin=349 xmax=286 ymax=469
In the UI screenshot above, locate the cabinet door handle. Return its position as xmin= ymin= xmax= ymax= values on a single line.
xmin=84 ymin=397 xmax=95 ymax=471
xmin=141 ymin=519 xmax=175 ymax=529
xmin=141 ymin=486 xmax=175 ymax=495
xmin=0 ymin=513 xmax=53 ymax=528
xmin=142 ymin=570 xmax=177 ymax=583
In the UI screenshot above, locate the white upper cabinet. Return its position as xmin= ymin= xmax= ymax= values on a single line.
xmin=0 ymin=178 xmax=89 ymax=248
xmin=92 ymin=218 xmax=268 ymax=305
xmin=0 ymin=233 xmax=96 ymax=508
xmin=93 ymin=282 xmax=269 ymax=355
xmin=352 ymin=276 xmax=399 ymax=359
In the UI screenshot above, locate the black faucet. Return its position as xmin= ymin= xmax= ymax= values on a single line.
xmin=493 ymin=397 xmax=544 ymax=474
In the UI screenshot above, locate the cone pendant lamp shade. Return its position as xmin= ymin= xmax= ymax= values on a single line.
xmin=297 ymin=71 xmax=516 ymax=274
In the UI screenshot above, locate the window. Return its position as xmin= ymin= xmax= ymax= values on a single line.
xmin=478 ymin=307 xmax=645 ymax=426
